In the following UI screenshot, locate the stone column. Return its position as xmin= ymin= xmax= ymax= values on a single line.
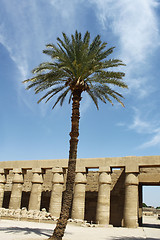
xmin=96 ymin=171 xmax=111 ymax=225
xmin=124 ymin=173 xmax=139 ymax=228
xmin=28 ymin=168 xmax=43 ymax=211
xmin=49 ymin=167 xmax=64 ymax=218
xmin=71 ymin=171 xmax=87 ymax=220
xmin=0 ymin=169 xmax=6 ymax=208
xmin=9 ymin=168 xmax=24 ymax=209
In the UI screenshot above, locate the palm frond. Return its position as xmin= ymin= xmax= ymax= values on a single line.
xmin=52 ymin=88 xmax=69 ymax=109
xmin=37 ymin=86 xmax=66 ymax=104
xmin=86 ymin=89 xmax=99 ymax=109
xmin=23 ymin=31 xmax=127 ymax=109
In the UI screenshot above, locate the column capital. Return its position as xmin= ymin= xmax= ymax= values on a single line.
xmin=12 ymin=168 xmax=23 ymax=174
xmin=75 ymin=172 xmax=87 ymax=184
xmin=99 ymin=172 xmax=111 ymax=185
xmin=32 ymin=169 xmax=43 ymax=184
xmin=12 ymin=169 xmax=23 ymax=183
xmin=0 ymin=169 xmax=5 ymax=174
xmin=52 ymin=172 xmax=64 ymax=184
xmin=0 ymin=172 xmax=6 ymax=183
xmin=0 ymin=169 xmax=6 ymax=183
xmin=125 ymin=173 xmax=139 ymax=186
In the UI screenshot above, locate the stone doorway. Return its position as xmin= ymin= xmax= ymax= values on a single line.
xmin=139 ymin=185 xmax=160 ymax=227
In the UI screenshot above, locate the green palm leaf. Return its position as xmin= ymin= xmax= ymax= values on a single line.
xmin=23 ymin=30 xmax=127 ymax=108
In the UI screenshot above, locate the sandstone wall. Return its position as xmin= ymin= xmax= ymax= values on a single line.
xmin=1 ymin=156 xmax=160 ymax=226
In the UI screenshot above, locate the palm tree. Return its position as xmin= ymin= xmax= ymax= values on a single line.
xmin=23 ymin=31 xmax=128 ymax=240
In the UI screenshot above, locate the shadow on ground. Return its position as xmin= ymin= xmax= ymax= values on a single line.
xmin=142 ymin=223 xmax=160 ymax=229
xmin=0 ymin=226 xmax=53 ymax=237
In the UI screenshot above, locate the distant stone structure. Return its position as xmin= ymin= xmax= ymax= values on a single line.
xmin=143 ymin=207 xmax=160 ymax=216
xmin=0 ymin=156 xmax=160 ymax=227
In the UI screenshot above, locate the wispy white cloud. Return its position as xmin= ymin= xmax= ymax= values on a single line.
xmin=129 ymin=108 xmax=160 ymax=148
xmin=0 ymin=1 xmax=55 ymax=114
xmin=126 ymin=76 xmax=155 ymax=99
xmin=49 ymin=0 xmax=77 ymax=21
xmin=90 ymin=0 xmax=160 ymax=97
xmin=129 ymin=108 xmax=152 ymax=133
xmin=91 ymin=0 xmax=159 ymax=61
xmin=140 ymin=129 xmax=160 ymax=148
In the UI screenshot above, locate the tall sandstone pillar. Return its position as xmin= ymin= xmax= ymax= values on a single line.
xmin=0 ymin=169 xmax=6 ymax=208
xmin=28 ymin=168 xmax=43 ymax=211
xmin=96 ymin=171 xmax=111 ymax=225
xmin=49 ymin=168 xmax=64 ymax=217
xmin=71 ymin=171 xmax=87 ymax=220
xmin=124 ymin=173 xmax=139 ymax=228
xmin=9 ymin=168 xmax=24 ymax=209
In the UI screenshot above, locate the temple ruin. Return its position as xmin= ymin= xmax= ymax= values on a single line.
xmin=0 ymin=155 xmax=160 ymax=227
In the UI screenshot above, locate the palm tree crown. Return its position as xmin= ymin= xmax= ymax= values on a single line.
xmin=23 ymin=30 xmax=127 ymax=108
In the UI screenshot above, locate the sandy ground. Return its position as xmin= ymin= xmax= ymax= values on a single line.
xmin=0 ymin=215 xmax=159 ymax=240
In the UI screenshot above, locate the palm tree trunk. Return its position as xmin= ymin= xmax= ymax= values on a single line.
xmin=49 ymin=90 xmax=82 ymax=240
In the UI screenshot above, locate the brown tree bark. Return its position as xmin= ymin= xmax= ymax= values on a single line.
xmin=49 ymin=90 xmax=82 ymax=240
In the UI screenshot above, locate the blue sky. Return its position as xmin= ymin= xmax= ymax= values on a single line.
xmin=0 ymin=0 xmax=160 ymax=207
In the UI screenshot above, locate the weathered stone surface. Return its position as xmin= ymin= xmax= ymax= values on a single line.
xmin=72 ymin=172 xmax=87 ymax=220
xmin=0 ymin=156 xmax=159 ymax=228
xmin=123 ymin=173 xmax=139 ymax=228
xmin=49 ymin=172 xmax=64 ymax=217
xmin=96 ymin=172 xmax=111 ymax=225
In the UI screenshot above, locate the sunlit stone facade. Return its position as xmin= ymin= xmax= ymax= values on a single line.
xmin=0 ymin=156 xmax=160 ymax=227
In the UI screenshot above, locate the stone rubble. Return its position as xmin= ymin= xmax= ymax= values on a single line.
xmin=0 ymin=208 xmax=97 ymax=227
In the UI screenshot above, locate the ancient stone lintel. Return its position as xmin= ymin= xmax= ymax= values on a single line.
xmin=32 ymin=168 xmax=42 ymax=174
xmin=52 ymin=167 xmax=63 ymax=173
xmin=125 ymin=157 xmax=139 ymax=173
xmin=75 ymin=166 xmax=86 ymax=173
xmin=99 ymin=166 xmax=110 ymax=173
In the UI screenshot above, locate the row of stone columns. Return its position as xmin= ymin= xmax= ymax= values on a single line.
xmin=0 ymin=167 xmax=64 ymax=218
xmin=0 ymin=167 xmax=139 ymax=227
